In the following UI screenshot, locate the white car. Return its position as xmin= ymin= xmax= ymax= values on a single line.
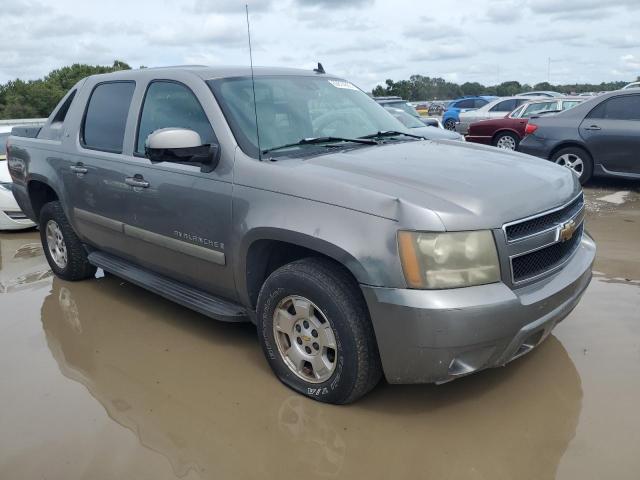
xmin=0 ymin=123 xmax=39 ymax=230
xmin=622 ymin=82 xmax=640 ymax=90
xmin=455 ymin=96 xmax=539 ymax=135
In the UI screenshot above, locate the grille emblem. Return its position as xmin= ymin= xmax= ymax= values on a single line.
xmin=558 ymin=219 xmax=577 ymax=242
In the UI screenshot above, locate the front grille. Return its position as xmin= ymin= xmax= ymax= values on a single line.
xmin=4 ymin=211 xmax=27 ymax=220
xmin=505 ymin=193 xmax=584 ymax=241
xmin=511 ymin=225 xmax=583 ymax=282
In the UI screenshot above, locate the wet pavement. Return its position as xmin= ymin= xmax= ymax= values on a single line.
xmin=1 ymin=180 xmax=639 ymax=480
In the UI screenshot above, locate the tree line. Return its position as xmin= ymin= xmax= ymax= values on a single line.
xmin=0 ymin=62 xmax=637 ymax=119
xmin=371 ymin=75 xmax=637 ymax=101
xmin=0 ymin=61 xmax=131 ymax=120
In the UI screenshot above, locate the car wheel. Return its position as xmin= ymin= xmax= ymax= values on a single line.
xmin=493 ymin=132 xmax=519 ymax=150
xmin=552 ymin=147 xmax=593 ymax=185
xmin=40 ymin=201 xmax=97 ymax=281
xmin=444 ymin=118 xmax=456 ymax=131
xmin=257 ymin=257 xmax=382 ymax=404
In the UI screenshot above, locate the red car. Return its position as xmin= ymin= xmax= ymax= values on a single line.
xmin=466 ymin=97 xmax=584 ymax=150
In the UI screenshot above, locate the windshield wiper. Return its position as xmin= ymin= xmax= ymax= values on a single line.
xmin=262 ymin=136 xmax=377 ymax=154
xmin=359 ymin=130 xmax=424 ymax=140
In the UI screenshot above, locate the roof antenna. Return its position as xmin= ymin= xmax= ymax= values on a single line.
xmin=246 ymin=4 xmax=262 ymax=160
xmin=313 ymin=62 xmax=325 ymax=74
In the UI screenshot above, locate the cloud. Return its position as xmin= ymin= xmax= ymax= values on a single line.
xmin=403 ymin=22 xmax=462 ymax=41
xmin=409 ymin=45 xmax=472 ymax=62
xmin=319 ymin=39 xmax=392 ymax=55
xmin=295 ymin=0 xmax=374 ymax=8
xmin=485 ymin=1 xmax=523 ymax=22
xmin=3 ymin=0 xmax=52 ymax=16
xmin=145 ymin=16 xmax=247 ymax=47
xmin=189 ymin=0 xmax=273 ymax=14
xmin=602 ymin=35 xmax=640 ymax=49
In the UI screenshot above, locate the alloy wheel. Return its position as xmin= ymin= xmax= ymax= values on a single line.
xmin=46 ymin=220 xmax=68 ymax=269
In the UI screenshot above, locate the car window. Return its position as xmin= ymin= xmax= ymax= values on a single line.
xmin=385 ymin=107 xmax=424 ymax=128
xmin=456 ymin=99 xmax=475 ymax=109
xmin=136 ymin=81 xmax=215 ymax=154
xmin=509 ymin=104 xmax=527 ymax=118
xmin=588 ymin=95 xmax=640 ymax=121
xmin=490 ymin=99 xmax=517 ymax=112
xmin=82 ymin=82 xmax=135 ymax=153
xmin=562 ymin=101 xmax=582 ymax=110
xmin=521 ymin=101 xmax=558 ymax=118
xmin=385 ymin=101 xmax=421 ymax=118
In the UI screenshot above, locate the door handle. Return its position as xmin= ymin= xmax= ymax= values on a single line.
xmin=584 ymin=125 xmax=601 ymax=131
xmin=70 ymin=163 xmax=88 ymax=174
xmin=125 ymin=175 xmax=150 ymax=188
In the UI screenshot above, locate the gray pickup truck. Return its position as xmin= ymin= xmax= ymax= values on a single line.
xmin=7 ymin=66 xmax=595 ymax=404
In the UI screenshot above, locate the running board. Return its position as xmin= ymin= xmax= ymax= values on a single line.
xmin=88 ymin=251 xmax=248 ymax=323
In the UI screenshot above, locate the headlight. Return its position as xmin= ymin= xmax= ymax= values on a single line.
xmin=397 ymin=230 xmax=500 ymax=289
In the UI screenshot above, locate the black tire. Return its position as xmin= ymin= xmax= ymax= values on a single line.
xmin=257 ymin=257 xmax=382 ymax=404
xmin=492 ymin=131 xmax=519 ymax=150
xmin=444 ymin=118 xmax=456 ymax=131
xmin=40 ymin=201 xmax=96 ymax=281
xmin=551 ymin=147 xmax=593 ymax=185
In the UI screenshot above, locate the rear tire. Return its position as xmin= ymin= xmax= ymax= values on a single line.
xmin=551 ymin=147 xmax=593 ymax=185
xmin=40 ymin=201 xmax=96 ymax=281
xmin=493 ymin=131 xmax=519 ymax=150
xmin=257 ymin=257 xmax=382 ymax=404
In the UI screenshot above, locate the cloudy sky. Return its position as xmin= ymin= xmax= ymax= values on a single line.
xmin=2 ymin=0 xmax=639 ymax=90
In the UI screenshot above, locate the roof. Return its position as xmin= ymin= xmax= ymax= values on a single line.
xmin=86 ymin=65 xmax=333 ymax=82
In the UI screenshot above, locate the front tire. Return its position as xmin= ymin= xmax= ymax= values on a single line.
xmin=257 ymin=258 xmax=382 ymax=404
xmin=40 ymin=201 xmax=96 ymax=281
xmin=552 ymin=147 xmax=593 ymax=185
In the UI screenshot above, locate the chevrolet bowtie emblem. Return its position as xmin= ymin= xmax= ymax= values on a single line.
xmin=558 ymin=219 xmax=577 ymax=242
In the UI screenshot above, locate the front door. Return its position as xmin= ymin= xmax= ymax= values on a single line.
xmin=580 ymin=94 xmax=640 ymax=175
xmin=121 ymin=80 xmax=235 ymax=299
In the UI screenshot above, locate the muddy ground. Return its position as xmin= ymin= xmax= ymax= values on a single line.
xmin=0 ymin=179 xmax=638 ymax=480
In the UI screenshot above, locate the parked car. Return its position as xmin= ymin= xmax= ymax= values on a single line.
xmin=466 ymin=97 xmax=585 ymax=150
xmin=373 ymin=96 xmax=423 ymax=119
xmin=622 ymin=82 xmax=640 ymax=90
xmin=519 ymin=90 xmax=640 ymax=184
xmin=427 ymin=101 xmax=447 ymax=116
xmin=442 ymin=96 xmax=497 ymax=130
xmin=385 ymin=107 xmax=464 ymax=141
xmin=8 ymin=66 xmax=594 ymax=404
xmin=1 ymin=124 xmax=39 ymax=230
xmin=455 ymin=97 xmax=534 ymax=135
xmin=517 ymin=91 xmax=563 ymax=98
xmin=410 ymin=102 xmax=430 ymax=116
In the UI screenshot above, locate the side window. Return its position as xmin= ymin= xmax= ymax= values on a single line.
xmin=52 ymin=90 xmax=76 ymax=125
xmin=456 ymin=99 xmax=475 ymax=109
xmin=82 ymin=82 xmax=135 ymax=153
xmin=490 ymin=99 xmax=517 ymax=112
xmin=136 ymin=81 xmax=215 ymax=154
xmin=474 ymin=99 xmax=488 ymax=108
xmin=589 ymin=95 xmax=640 ymax=121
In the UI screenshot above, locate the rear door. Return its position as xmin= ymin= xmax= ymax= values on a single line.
xmin=64 ymin=81 xmax=140 ymax=258
xmin=121 ymin=80 xmax=235 ymax=299
xmin=488 ymin=98 xmax=528 ymax=120
xmin=580 ymin=94 xmax=640 ymax=175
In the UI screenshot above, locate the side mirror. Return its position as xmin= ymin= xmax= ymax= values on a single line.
xmin=145 ymin=128 xmax=221 ymax=172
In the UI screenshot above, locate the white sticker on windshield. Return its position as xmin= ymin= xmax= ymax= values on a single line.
xmin=328 ymin=79 xmax=358 ymax=90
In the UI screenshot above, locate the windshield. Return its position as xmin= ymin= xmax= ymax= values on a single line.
xmin=208 ymin=76 xmax=405 ymax=158
xmin=0 ymin=133 xmax=9 ymax=156
xmin=383 ymin=101 xmax=421 ymax=118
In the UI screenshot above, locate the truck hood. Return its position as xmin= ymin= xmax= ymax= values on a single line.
xmin=286 ymin=140 xmax=580 ymax=231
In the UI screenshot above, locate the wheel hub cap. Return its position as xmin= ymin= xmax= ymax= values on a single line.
xmin=497 ymin=135 xmax=516 ymax=150
xmin=46 ymin=220 xmax=68 ymax=269
xmin=556 ymin=153 xmax=584 ymax=178
xmin=273 ymin=295 xmax=337 ymax=384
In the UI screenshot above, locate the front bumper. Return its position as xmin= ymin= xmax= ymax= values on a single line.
xmin=362 ymin=233 xmax=595 ymax=384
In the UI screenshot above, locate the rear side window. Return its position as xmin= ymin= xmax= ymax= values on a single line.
xmin=136 ymin=81 xmax=214 ymax=154
xmin=490 ymin=99 xmax=518 ymax=112
xmin=52 ymin=90 xmax=76 ymax=124
xmin=456 ymin=99 xmax=475 ymax=109
xmin=82 ymin=82 xmax=135 ymax=153
xmin=474 ymin=99 xmax=488 ymax=108
xmin=588 ymin=95 xmax=640 ymax=121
